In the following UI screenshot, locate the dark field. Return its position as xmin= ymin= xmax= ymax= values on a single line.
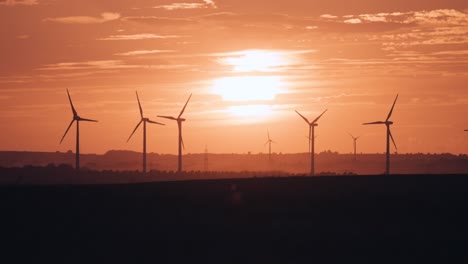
xmin=2 ymin=175 xmax=468 ymax=262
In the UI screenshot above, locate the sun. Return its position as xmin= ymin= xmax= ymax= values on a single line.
xmin=221 ymin=50 xmax=285 ymax=72
xmin=212 ymin=76 xmax=284 ymax=101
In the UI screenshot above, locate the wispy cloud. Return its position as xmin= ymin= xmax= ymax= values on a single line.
xmin=344 ymin=18 xmax=362 ymax=24
xmin=0 ymin=0 xmax=38 ymax=6
xmin=44 ymin=12 xmax=120 ymax=24
xmin=115 ymin=50 xmax=176 ymax=56
xmin=37 ymin=60 xmax=195 ymax=73
xmin=99 ymin=34 xmax=181 ymax=40
xmin=320 ymin=14 xmax=337 ymax=19
xmin=38 ymin=60 xmax=139 ymax=71
xmin=338 ymin=9 xmax=468 ymax=26
xmin=153 ymin=0 xmax=216 ymax=10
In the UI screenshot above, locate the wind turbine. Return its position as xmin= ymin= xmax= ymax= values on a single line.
xmin=348 ymin=133 xmax=360 ymax=160
xmin=305 ymin=135 xmax=318 ymax=153
xmin=158 ymin=93 xmax=192 ymax=173
xmin=264 ymin=130 xmax=277 ymax=161
xmin=60 ymin=89 xmax=98 ymax=171
xmin=295 ymin=109 xmax=328 ymax=176
xmin=127 ymin=91 xmax=165 ymax=176
xmin=363 ymin=94 xmax=399 ymax=175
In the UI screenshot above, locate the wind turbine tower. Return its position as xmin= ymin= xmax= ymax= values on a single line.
xmin=363 ymin=94 xmax=399 ymax=175
xmin=158 ymin=94 xmax=192 ymax=173
xmin=348 ymin=133 xmax=360 ymax=160
xmin=127 ymin=91 xmax=165 ymax=176
xmin=295 ymin=109 xmax=328 ymax=176
xmin=60 ymin=89 xmax=98 ymax=171
xmin=264 ymin=130 xmax=277 ymax=162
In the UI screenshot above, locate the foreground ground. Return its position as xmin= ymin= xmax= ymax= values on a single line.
xmin=1 ymin=174 xmax=468 ymax=262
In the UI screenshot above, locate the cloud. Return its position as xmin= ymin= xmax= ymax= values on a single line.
xmin=16 ymin=34 xmax=29 ymax=39
xmin=431 ymin=50 xmax=468 ymax=56
xmin=0 ymin=0 xmax=38 ymax=5
xmin=38 ymin=60 xmax=139 ymax=71
xmin=341 ymin=9 xmax=468 ymax=26
xmin=115 ymin=50 xmax=176 ymax=56
xmin=37 ymin=60 xmax=195 ymax=73
xmin=99 ymin=34 xmax=182 ymax=40
xmin=44 ymin=12 xmax=120 ymax=24
xmin=320 ymin=14 xmax=337 ymax=19
xmin=122 ymin=16 xmax=192 ymax=25
xmin=344 ymin=18 xmax=362 ymax=24
xmin=154 ymin=0 xmax=217 ymax=10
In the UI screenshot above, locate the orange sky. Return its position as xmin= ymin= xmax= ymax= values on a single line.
xmin=1 ymin=0 xmax=467 ymax=155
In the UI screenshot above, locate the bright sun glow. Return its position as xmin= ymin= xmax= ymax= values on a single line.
xmin=221 ymin=50 xmax=286 ymax=72
xmin=227 ymin=104 xmax=273 ymax=117
xmin=212 ymin=76 xmax=284 ymax=101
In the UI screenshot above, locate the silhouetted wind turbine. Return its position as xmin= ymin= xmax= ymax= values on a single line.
xmin=158 ymin=93 xmax=192 ymax=173
xmin=305 ymin=135 xmax=318 ymax=153
xmin=264 ymin=130 xmax=277 ymax=161
xmin=363 ymin=94 xmax=399 ymax=175
xmin=295 ymin=109 xmax=328 ymax=176
xmin=127 ymin=91 xmax=164 ymax=176
xmin=348 ymin=133 xmax=360 ymax=160
xmin=60 ymin=89 xmax=97 ymax=171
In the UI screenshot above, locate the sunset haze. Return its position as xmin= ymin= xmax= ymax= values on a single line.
xmin=1 ymin=0 xmax=467 ymax=155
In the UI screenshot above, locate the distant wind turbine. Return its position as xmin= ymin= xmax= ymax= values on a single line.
xmin=363 ymin=94 xmax=399 ymax=175
xmin=348 ymin=133 xmax=360 ymax=160
xmin=305 ymin=135 xmax=318 ymax=153
xmin=60 ymin=89 xmax=98 ymax=171
xmin=158 ymin=93 xmax=192 ymax=173
xmin=264 ymin=130 xmax=277 ymax=161
xmin=295 ymin=109 xmax=328 ymax=176
xmin=127 ymin=91 xmax=165 ymax=176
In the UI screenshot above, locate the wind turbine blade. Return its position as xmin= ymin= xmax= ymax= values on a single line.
xmin=60 ymin=119 xmax=75 ymax=144
xmin=181 ymin=136 xmax=185 ymax=150
xmin=348 ymin=132 xmax=354 ymax=139
xmin=79 ymin=117 xmax=98 ymax=122
xmin=356 ymin=136 xmax=360 ymax=140
xmin=312 ymin=109 xmax=328 ymax=124
xmin=147 ymin=119 xmax=165 ymax=125
xmin=363 ymin=121 xmax=386 ymax=125
xmin=178 ymin=93 xmax=192 ymax=119
xmin=295 ymin=110 xmax=310 ymax=124
xmin=136 ymin=91 xmax=143 ymax=119
xmin=127 ymin=120 xmax=143 ymax=142
xmin=264 ymin=141 xmax=269 ymax=146
xmin=267 ymin=130 xmax=271 ymax=141
xmin=389 ymin=129 xmax=397 ymax=150
xmin=158 ymin=115 xmax=177 ymax=120
xmin=271 ymin=140 xmax=277 ymax=144
xmin=66 ymin=89 xmax=77 ymax=117
xmin=386 ymin=94 xmax=399 ymax=121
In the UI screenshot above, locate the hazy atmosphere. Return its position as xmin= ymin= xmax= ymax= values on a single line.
xmin=1 ymin=0 xmax=467 ymax=155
